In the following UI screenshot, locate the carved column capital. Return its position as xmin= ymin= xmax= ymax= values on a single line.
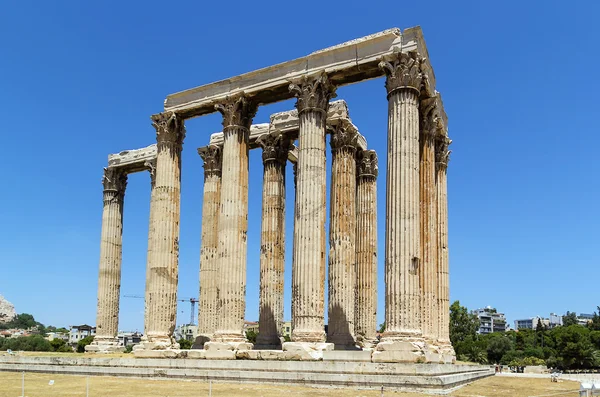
xmin=198 ymin=145 xmax=222 ymax=177
xmin=102 ymin=167 xmax=127 ymax=203
xmin=357 ymin=150 xmax=379 ymax=179
xmin=289 ymin=72 xmax=337 ymax=115
xmin=435 ymin=136 xmax=452 ymax=170
xmin=378 ymin=51 xmax=424 ymax=97
xmin=330 ymin=122 xmax=359 ymax=154
xmin=258 ymin=134 xmax=291 ymax=165
xmin=144 ymin=159 xmax=157 ymax=187
xmin=215 ymin=94 xmax=258 ymax=131
xmin=151 ymin=112 xmax=186 ymax=150
xmin=420 ymin=97 xmax=442 ymax=142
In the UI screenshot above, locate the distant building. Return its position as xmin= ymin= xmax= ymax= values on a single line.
xmin=117 ymin=331 xmax=142 ymax=347
xmin=46 ymin=332 xmax=69 ymax=342
xmin=474 ymin=307 xmax=507 ymax=334
xmin=174 ymin=324 xmax=198 ymax=342
xmin=242 ymin=321 xmax=293 ymax=339
xmin=69 ymin=325 xmax=96 ymax=345
xmin=549 ymin=313 xmax=563 ymax=328
xmin=577 ymin=313 xmax=594 ymax=326
xmin=515 ymin=313 xmax=565 ymax=330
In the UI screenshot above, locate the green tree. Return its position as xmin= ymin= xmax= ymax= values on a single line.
xmin=178 ymin=338 xmax=192 ymax=349
xmin=536 ymin=318 xmax=545 ymax=332
xmin=378 ymin=322 xmax=386 ymax=334
xmin=245 ymin=330 xmax=258 ymax=344
xmin=486 ymin=335 xmax=513 ymax=364
xmin=589 ymin=307 xmax=600 ymax=331
xmin=551 ymin=325 xmax=595 ymax=369
xmin=449 ymin=300 xmax=479 ymax=351
xmin=563 ymin=311 xmax=578 ymax=327
xmin=77 ymin=336 xmax=94 ymax=353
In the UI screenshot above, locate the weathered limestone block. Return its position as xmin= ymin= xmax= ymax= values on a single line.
xmin=289 ymin=73 xmax=336 ymax=343
xmin=89 ymin=167 xmax=127 ymax=352
xmin=327 ymin=120 xmax=358 ymax=348
xmin=355 ymin=150 xmax=378 ymax=348
xmin=142 ymin=111 xmax=185 ymax=350
xmin=282 ymin=341 xmax=334 ymax=361
xmin=211 ymin=95 xmax=257 ymax=345
xmin=108 ymin=144 xmax=157 ymax=172
xmin=377 ymin=51 xmax=426 ymax=362
xmin=204 ymin=350 xmax=237 ymax=360
xmin=196 ymin=145 xmax=222 ymax=344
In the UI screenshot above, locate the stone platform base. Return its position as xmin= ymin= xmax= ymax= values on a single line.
xmin=85 ymin=343 xmax=125 ymax=353
xmin=0 ymin=355 xmax=493 ymax=394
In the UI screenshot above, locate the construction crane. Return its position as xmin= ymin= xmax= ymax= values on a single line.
xmin=123 ymin=295 xmax=199 ymax=326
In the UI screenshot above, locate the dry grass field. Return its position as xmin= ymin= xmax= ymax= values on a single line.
xmin=0 ymin=372 xmax=581 ymax=397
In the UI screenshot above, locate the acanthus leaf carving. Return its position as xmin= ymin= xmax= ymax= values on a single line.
xmin=144 ymin=159 xmax=157 ymax=187
xmin=435 ymin=136 xmax=452 ymax=170
xmin=257 ymin=133 xmax=291 ymax=165
xmin=357 ymin=150 xmax=378 ymax=179
xmin=330 ymin=122 xmax=358 ymax=153
xmin=214 ymin=94 xmax=257 ymax=131
xmin=151 ymin=111 xmax=186 ymax=150
xmin=378 ymin=51 xmax=424 ymax=96
xmin=288 ymin=72 xmax=337 ymax=115
xmin=198 ymin=145 xmax=222 ymax=177
xmin=102 ymin=167 xmax=128 ymax=203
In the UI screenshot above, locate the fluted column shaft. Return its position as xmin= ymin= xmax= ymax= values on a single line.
xmin=289 ymin=73 xmax=336 ymax=342
xmin=213 ymin=96 xmax=257 ymax=343
xmin=380 ymin=53 xmax=424 ymax=340
xmin=355 ymin=150 xmax=378 ymax=345
xmin=420 ymin=104 xmax=438 ymax=345
xmin=94 ymin=168 xmax=127 ymax=344
xmin=197 ymin=146 xmax=222 ymax=338
xmin=436 ymin=136 xmax=454 ymax=354
xmin=327 ymin=124 xmax=358 ymax=347
xmin=145 ymin=112 xmax=185 ymax=348
xmin=256 ymin=136 xmax=288 ymax=347
xmin=143 ymin=160 xmax=156 ymax=337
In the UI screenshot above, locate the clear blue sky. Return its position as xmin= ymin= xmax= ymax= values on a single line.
xmin=0 ymin=1 xmax=598 ymax=332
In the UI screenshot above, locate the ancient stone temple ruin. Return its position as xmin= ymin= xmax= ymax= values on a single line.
xmin=89 ymin=26 xmax=456 ymax=365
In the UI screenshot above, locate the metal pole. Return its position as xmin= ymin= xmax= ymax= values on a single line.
xmin=209 ymin=379 xmax=212 ymax=397
xmin=21 ymin=371 xmax=24 ymax=397
xmin=380 ymin=385 xmax=384 ymax=397
xmin=86 ymin=376 xmax=89 ymax=397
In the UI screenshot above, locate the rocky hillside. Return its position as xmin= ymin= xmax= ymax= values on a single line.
xmin=0 ymin=294 xmax=16 ymax=324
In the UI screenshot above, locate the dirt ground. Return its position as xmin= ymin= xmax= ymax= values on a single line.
xmin=0 ymin=372 xmax=581 ymax=397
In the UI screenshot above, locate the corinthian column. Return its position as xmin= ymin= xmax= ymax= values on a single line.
xmin=195 ymin=145 xmax=222 ymax=347
xmin=143 ymin=159 xmax=156 ymax=340
xmin=436 ymin=134 xmax=456 ymax=363
xmin=210 ymin=95 xmax=257 ymax=347
xmin=287 ymin=72 xmax=336 ymax=346
xmin=374 ymin=51 xmax=426 ymax=362
xmin=87 ymin=167 xmax=127 ymax=353
xmin=419 ymin=97 xmax=440 ymax=362
xmin=141 ymin=112 xmax=185 ymax=351
xmin=327 ymin=122 xmax=358 ymax=348
xmin=355 ymin=150 xmax=378 ymax=348
xmin=255 ymin=134 xmax=289 ymax=348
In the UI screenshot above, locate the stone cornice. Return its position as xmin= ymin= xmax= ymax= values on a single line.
xmin=289 ymin=72 xmax=337 ymax=115
xmin=215 ymin=94 xmax=258 ymax=131
xmin=102 ymin=167 xmax=128 ymax=195
xmin=379 ymin=50 xmax=424 ymax=97
xmin=163 ymin=27 xmax=437 ymax=119
xmin=151 ymin=112 xmax=185 ymax=150
xmin=357 ymin=150 xmax=378 ymax=179
xmin=197 ymin=145 xmax=222 ymax=176
xmin=257 ymin=134 xmax=291 ymax=165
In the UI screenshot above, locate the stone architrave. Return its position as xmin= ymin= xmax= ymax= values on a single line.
xmin=436 ymin=134 xmax=456 ymax=363
xmin=419 ymin=97 xmax=440 ymax=362
xmin=286 ymin=72 xmax=336 ymax=346
xmin=140 ymin=112 xmax=185 ymax=351
xmin=374 ymin=51 xmax=426 ymax=362
xmin=327 ymin=121 xmax=358 ymax=348
xmin=255 ymin=134 xmax=289 ymax=348
xmin=195 ymin=145 xmax=222 ymax=347
xmin=355 ymin=150 xmax=378 ymax=348
xmin=210 ymin=94 xmax=257 ymax=348
xmin=88 ymin=167 xmax=127 ymax=352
